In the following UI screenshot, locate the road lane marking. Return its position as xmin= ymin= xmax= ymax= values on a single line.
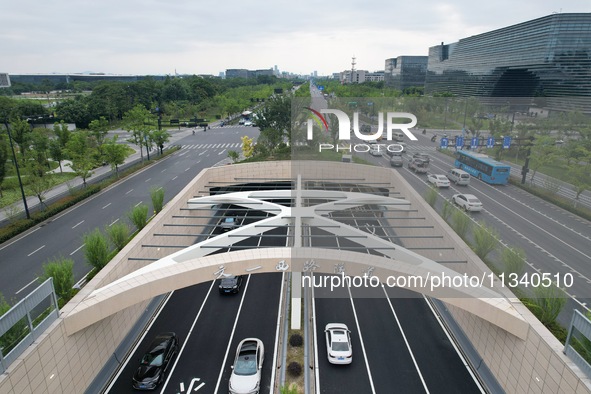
xmin=72 ymin=220 xmax=84 ymax=229
xmin=134 ymin=201 xmax=143 ymax=207
xmin=347 ymin=286 xmax=376 ymax=394
xmin=185 ymin=167 xmax=190 ymax=172
xmin=381 ymin=285 xmax=429 ymax=393
xmin=161 ymin=169 xmax=167 ymax=173
xmin=69 ymin=244 xmax=84 ymax=256
xmin=27 ymin=245 xmax=45 ymax=256
xmin=125 ymin=189 xmax=133 ymax=195
xmin=109 ymin=218 xmax=119 ymax=226
xmin=199 ymin=151 xmax=206 ymax=156
xmin=213 ymin=275 xmax=252 ymax=394
xmin=172 ymin=176 xmax=178 ymax=181
xmin=145 ymin=178 xmax=151 ymax=182
xmin=15 ymin=277 xmax=39 ymax=295
xmin=218 ymin=149 xmax=226 ymax=155
xmin=102 ymin=203 xmax=111 ymax=209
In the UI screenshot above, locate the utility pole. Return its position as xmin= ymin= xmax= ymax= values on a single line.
xmin=3 ymin=119 xmax=30 ymax=219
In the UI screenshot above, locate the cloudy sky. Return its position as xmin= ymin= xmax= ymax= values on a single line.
xmin=1 ymin=1 xmax=589 ymax=76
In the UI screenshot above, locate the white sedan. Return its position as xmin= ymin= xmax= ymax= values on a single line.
xmin=325 ymin=323 xmax=352 ymax=364
xmin=427 ymin=174 xmax=450 ymax=188
xmin=229 ymin=338 xmax=264 ymax=394
xmin=452 ymin=193 xmax=483 ymax=212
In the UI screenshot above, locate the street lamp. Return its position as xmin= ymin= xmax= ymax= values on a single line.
xmin=2 ymin=119 xmax=30 ymax=219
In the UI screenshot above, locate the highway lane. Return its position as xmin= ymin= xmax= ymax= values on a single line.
xmin=360 ymin=136 xmax=591 ymax=323
xmin=0 ymin=126 xmax=259 ymax=302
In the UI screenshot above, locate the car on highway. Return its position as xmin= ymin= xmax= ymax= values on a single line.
xmin=412 ymin=153 xmax=430 ymax=163
xmin=390 ymin=155 xmax=403 ymax=167
xmin=325 ymin=323 xmax=352 ymax=365
xmin=452 ymin=193 xmax=483 ymax=212
xmin=369 ymin=149 xmax=382 ymax=157
xmin=408 ymin=158 xmax=429 ymax=174
xmin=229 ymin=338 xmax=265 ymax=394
xmin=427 ymin=174 xmax=450 ymax=188
xmin=221 ymin=217 xmax=239 ymax=231
xmin=219 ymin=275 xmax=244 ymax=294
xmin=132 ymin=332 xmax=179 ymax=390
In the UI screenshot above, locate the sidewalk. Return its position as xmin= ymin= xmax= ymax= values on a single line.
xmin=0 ymin=125 xmax=205 ymax=224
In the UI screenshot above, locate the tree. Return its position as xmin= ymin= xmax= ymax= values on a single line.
xmin=29 ymin=128 xmax=51 ymax=170
xmin=123 ymin=105 xmax=157 ymax=161
xmin=52 ymin=120 xmax=71 ymax=148
xmin=228 ymin=150 xmax=239 ymax=163
xmin=254 ymin=94 xmax=292 ymax=147
xmin=38 ymin=257 xmax=74 ymax=301
xmin=0 ymin=133 xmax=8 ymax=197
xmin=102 ymin=135 xmax=129 ymax=176
xmin=241 ymin=136 xmax=254 ymax=158
xmin=9 ymin=117 xmax=32 ymax=164
xmin=88 ymin=116 xmax=110 ymax=159
xmin=66 ymin=130 xmax=95 ymax=185
xmin=150 ymin=129 xmax=171 ymax=155
xmin=26 ymin=162 xmax=55 ymax=208
xmin=529 ymin=136 xmax=557 ymax=184
xmin=48 ymin=139 xmax=66 ymax=173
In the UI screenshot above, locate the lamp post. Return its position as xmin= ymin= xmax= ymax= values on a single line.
xmin=3 ymin=119 xmax=30 ymax=219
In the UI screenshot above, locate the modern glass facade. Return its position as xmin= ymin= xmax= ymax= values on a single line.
xmin=385 ymin=56 xmax=428 ymax=90
xmin=425 ymin=13 xmax=591 ymax=113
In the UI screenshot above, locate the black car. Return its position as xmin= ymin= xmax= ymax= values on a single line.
xmin=219 ymin=275 xmax=243 ymax=294
xmin=132 ymin=332 xmax=179 ymax=390
xmin=412 ymin=153 xmax=430 ymax=163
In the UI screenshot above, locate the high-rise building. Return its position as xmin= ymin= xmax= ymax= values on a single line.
xmin=424 ymin=13 xmax=591 ymax=113
xmin=384 ymin=56 xmax=428 ymax=90
xmin=0 ymin=73 xmax=10 ymax=88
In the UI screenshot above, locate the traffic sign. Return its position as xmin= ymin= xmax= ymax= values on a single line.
xmin=486 ymin=137 xmax=495 ymax=148
xmin=455 ymin=136 xmax=464 ymax=148
xmin=503 ymin=136 xmax=512 ymax=149
xmin=440 ymin=137 xmax=449 ymax=149
xmin=471 ymin=137 xmax=479 ymax=149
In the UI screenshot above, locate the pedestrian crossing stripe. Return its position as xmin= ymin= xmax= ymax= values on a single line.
xmin=181 ymin=143 xmax=244 ymax=149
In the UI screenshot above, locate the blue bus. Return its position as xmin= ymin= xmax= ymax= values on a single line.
xmin=454 ymin=150 xmax=511 ymax=185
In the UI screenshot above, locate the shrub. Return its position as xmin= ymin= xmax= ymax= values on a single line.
xmin=150 ymin=187 xmax=165 ymax=214
xmin=128 ymin=203 xmax=149 ymax=231
xmin=451 ymin=209 xmax=471 ymax=239
xmin=521 ymin=285 xmax=566 ymax=327
xmin=287 ymin=361 xmax=302 ymax=377
xmin=502 ymin=246 xmax=526 ymax=278
xmin=38 ymin=257 xmax=74 ymax=301
xmin=105 ymin=222 xmax=130 ymax=251
xmin=424 ymin=186 xmax=438 ymax=207
xmin=441 ymin=199 xmax=453 ymax=222
xmin=280 ymin=384 xmax=300 ymax=394
xmin=289 ymin=333 xmax=303 ymax=347
xmin=84 ymin=229 xmax=110 ymax=271
xmin=472 ymin=221 xmax=499 ymax=259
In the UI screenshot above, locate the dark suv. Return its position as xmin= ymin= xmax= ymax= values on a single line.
xmin=412 ymin=153 xmax=430 ymax=163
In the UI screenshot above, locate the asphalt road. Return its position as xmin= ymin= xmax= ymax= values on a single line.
xmin=0 ymin=125 xmax=259 ymax=303
xmin=359 ymin=133 xmax=591 ymax=325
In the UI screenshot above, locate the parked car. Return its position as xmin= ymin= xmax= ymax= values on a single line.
xmin=452 ymin=193 xmax=483 ymax=212
xmin=325 ymin=323 xmax=352 ymax=365
xmin=238 ymin=118 xmax=246 ymax=125
xmin=219 ymin=275 xmax=244 ymax=294
xmin=229 ymin=338 xmax=265 ymax=394
xmin=427 ymin=174 xmax=450 ymax=188
xmin=390 ymin=155 xmax=404 ymax=167
xmin=221 ymin=217 xmax=238 ymax=231
xmin=132 ymin=332 xmax=179 ymax=390
xmin=244 ymin=120 xmax=253 ymax=126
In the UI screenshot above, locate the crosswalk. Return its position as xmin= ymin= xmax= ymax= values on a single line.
xmin=181 ymin=142 xmax=244 ymax=150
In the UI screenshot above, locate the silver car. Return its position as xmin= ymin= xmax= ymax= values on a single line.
xmin=229 ymin=338 xmax=264 ymax=394
xmin=452 ymin=193 xmax=483 ymax=212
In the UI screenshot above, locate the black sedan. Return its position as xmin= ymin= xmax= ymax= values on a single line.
xmin=219 ymin=275 xmax=244 ymax=294
xmin=132 ymin=332 xmax=179 ymax=390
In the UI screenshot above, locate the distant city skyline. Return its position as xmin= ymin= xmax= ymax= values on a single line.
xmin=1 ymin=1 xmax=589 ymax=76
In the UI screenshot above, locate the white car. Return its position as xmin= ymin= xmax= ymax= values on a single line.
xmin=244 ymin=120 xmax=253 ymax=126
xmin=427 ymin=174 xmax=450 ymax=188
xmin=325 ymin=323 xmax=352 ymax=364
xmin=452 ymin=193 xmax=483 ymax=212
xmin=369 ymin=149 xmax=382 ymax=157
xmin=229 ymin=338 xmax=264 ymax=394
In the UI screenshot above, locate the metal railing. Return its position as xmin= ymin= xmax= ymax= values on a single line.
xmin=564 ymin=309 xmax=591 ymax=378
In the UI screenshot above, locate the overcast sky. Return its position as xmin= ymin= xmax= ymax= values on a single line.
xmin=1 ymin=1 xmax=589 ymax=77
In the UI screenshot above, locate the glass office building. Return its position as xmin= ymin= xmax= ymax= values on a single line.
xmin=425 ymin=13 xmax=591 ymax=113
xmin=385 ymin=56 xmax=428 ymax=90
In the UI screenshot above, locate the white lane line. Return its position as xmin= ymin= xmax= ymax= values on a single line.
xmin=27 ymin=245 xmax=45 ymax=256
xmin=102 ymin=203 xmax=111 ymax=209
xmin=69 ymin=244 xmax=84 ymax=256
xmin=161 ymin=169 xmax=167 ymax=173
xmin=423 ymin=296 xmax=485 ymax=393
xmin=172 ymin=176 xmax=178 ymax=181
xmin=104 ymin=291 xmax=177 ymax=393
xmin=347 ymin=286 xmax=376 ymax=394
xmin=269 ymin=272 xmax=286 ymax=392
xmin=218 ymin=149 xmax=226 ymax=155
xmin=185 ymin=167 xmax=190 ymax=172
xmin=15 ymin=277 xmax=39 ymax=295
xmin=160 ymin=281 xmax=217 ymax=393
xmin=125 ymin=189 xmax=133 ymax=195
xmin=0 ymin=227 xmax=40 ymax=251
xmin=134 ymin=201 xmax=143 ymax=207
xmin=199 ymin=151 xmax=206 ymax=156
xmin=145 ymin=178 xmax=151 ymax=182
xmin=381 ymin=285 xmax=429 ymax=393
xmin=72 ymin=220 xmax=84 ymax=229
xmin=109 ymin=218 xmax=119 ymax=227
xmin=214 ymin=275 xmax=252 ymax=394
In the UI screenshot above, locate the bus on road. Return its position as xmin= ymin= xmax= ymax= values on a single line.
xmin=454 ymin=150 xmax=511 ymax=185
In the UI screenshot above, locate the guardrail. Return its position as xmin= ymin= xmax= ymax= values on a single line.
xmin=0 ymin=278 xmax=59 ymax=373
xmin=565 ymin=309 xmax=591 ymax=379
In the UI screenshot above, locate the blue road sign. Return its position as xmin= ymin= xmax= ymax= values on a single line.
xmin=456 ymin=136 xmax=464 ymax=148
xmin=471 ymin=137 xmax=479 ymax=149
xmin=487 ymin=137 xmax=495 ymax=148
xmin=503 ymin=136 xmax=512 ymax=149
xmin=440 ymin=137 xmax=449 ymax=149
xmin=318 ymin=85 xmax=324 ymax=91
